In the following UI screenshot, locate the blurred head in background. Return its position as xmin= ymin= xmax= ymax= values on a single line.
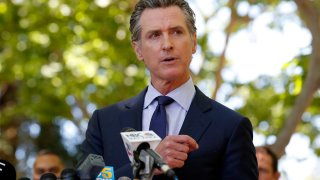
xmin=256 ymin=146 xmax=280 ymax=180
xmin=32 ymin=149 xmax=64 ymax=180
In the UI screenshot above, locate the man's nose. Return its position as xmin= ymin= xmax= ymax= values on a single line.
xmin=162 ymin=34 xmax=173 ymax=50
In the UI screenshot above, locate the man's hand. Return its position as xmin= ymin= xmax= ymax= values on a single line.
xmin=155 ymin=135 xmax=198 ymax=169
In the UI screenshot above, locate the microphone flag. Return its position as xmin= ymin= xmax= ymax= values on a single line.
xmin=120 ymin=131 xmax=161 ymax=162
xmin=96 ymin=166 xmax=115 ymax=180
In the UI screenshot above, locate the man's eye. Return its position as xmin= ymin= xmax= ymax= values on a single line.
xmin=174 ymin=30 xmax=182 ymax=34
xmin=49 ymin=167 xmax=59 ymax=173
xmin=36 ymin=169 xmax=45 ymax=174
xmin=172 ymin=29 xmax=183 ymax=35
xmin=150 ymin=32 xmax=160 ymax=39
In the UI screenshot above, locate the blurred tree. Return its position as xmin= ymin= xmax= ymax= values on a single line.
xmin=192 ymin=0 xmax=320 ymax=158
xmin=0 ymin=0 xmax=146 ymax=175
xmin=270 ymin=0 xmax=320 ymax=157
xmin=212 ymin=0 xmax=320 ymax=158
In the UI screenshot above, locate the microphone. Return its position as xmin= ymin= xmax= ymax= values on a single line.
xmin=76 ymin=153 xmax=105 ymax=179
xmin=137 ymin=142 xmax=176 ymax=179
xmin=18 ymin=177 xmax=31 ymax=180
xmin=40 ymin=172 xmax=57 ymax=180
xmin=0 ymin=159 xmax=16 ymax=180
xmin=120 ymin=128 xmax=161 ymax=163
xmin=120 ymin=128 xmax=176 ymax=179
xmin=117 ymin=176 xmax=131 ymax=180
xmin=60 ymin=168 xmax=80 ymax=180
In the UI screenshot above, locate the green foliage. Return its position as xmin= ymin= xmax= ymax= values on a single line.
xmin=236 ymin=55 xmax=320 ymax=147
xmin=0 ymin=0 xmax=146 ymax=170
xmin=0 ymin=0 xmax=145 ymax=125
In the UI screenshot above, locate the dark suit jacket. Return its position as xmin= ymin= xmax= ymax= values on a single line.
xmin=80 ymin=86 xmax=258 ymax=180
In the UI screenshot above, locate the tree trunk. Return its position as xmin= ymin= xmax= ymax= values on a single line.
xmin=271 ymin=0 xmax=320 ymax=158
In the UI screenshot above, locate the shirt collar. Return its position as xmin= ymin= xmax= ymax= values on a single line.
xmin=144 ymin=78 xmax=195 ymax=111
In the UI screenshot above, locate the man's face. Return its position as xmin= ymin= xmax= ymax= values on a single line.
xmin=33 ymin=154 xmax=64 ymax=180
xmin=133 ymin=6 xmax=197 ymax=85
xmin=256 ymin=151 xmax=280 ymax=180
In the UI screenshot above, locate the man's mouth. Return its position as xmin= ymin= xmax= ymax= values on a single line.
xmin=163 ymin=57 xmax=176 ymax=62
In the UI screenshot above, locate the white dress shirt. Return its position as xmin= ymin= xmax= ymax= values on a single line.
xmin=142 ymin=78 xmax=196 ymax=135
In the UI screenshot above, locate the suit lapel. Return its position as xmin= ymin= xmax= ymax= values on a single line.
xmin=179 ymin=87 xmax=213 ymax=142
xmin=117 ymin=86 xmax=213 ymax=142
xmin=118 ymin=88 xmax=147 ymax=131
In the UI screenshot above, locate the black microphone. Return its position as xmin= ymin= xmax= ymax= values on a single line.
xmin=117 ymin=176 xmax=132 ymax=180
xmin=121 ymin=128 xmax=176 ymax=179
xmin=40 ymin=172 xmax=57 ymax=180
xmin=0 ymin=159 xmax=16 ymax=180
xmin=18 ymin=177 xmax=31 ymax=180
xmin=60 ymin=168 xmax=80 ymax=180
xmin=137 ymin=142 xmax=176 ymax=179
xmin=121 ymin=127 xmax=136 ymax=132
xmin=76 ymin=154 xmax=105 ymax=179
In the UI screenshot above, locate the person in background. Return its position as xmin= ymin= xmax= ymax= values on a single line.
xmin=256 ymin=146 xmax=280 ymax=180
xmin=33 ymin=149 xmax=64 ymax=180
xmin=80 ymin=0 xmax=258 ymax=179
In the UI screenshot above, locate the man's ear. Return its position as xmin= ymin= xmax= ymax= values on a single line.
xmin=132 ymin=41 xmax=143 ymax=60
xmin=192 ymin=33 xmax=197 ymax=54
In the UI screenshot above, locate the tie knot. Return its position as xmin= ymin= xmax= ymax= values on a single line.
xmin=157 ymin=96 xmax=174 ymax=106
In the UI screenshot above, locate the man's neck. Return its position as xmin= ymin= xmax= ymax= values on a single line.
xmin=151 ymin=76 xmax=190 ymax=95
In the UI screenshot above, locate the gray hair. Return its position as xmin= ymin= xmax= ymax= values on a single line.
xmin=129 ymin=0 xmax=197 ymax=42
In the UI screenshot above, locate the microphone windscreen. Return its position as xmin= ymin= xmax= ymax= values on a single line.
xmin=0 ymin=159 xmax=16 ymax=180
xmin=118 ymin=176 xmax=132 ymax=180
xmin=40 ymin=172 xmax=57 ymax=180
xmin=18 ymin=177 xmax=31 ymax=180
xmin=121 ymin=127 xmax=136 ymax=132
xmin=77 ymin=154 xmax=105 ymax=179
xmin=60 ymin=168 xmax=79 ymax=180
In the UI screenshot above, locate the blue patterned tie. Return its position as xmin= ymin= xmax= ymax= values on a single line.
xmin=149 ymin=96 xmax=174 ymax=139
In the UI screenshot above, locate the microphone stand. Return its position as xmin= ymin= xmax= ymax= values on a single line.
xmin=132 ymin=150 xmax=155 ymax=180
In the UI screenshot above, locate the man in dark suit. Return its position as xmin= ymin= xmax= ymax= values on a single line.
xmin=80 ymin=0 xmax=258 ymax=179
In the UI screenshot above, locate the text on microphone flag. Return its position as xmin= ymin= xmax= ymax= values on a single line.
xmin=96 ymin=166 xmax=114 ymax=180
xmin=120 ymin=131 xmax=161 ymax=162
